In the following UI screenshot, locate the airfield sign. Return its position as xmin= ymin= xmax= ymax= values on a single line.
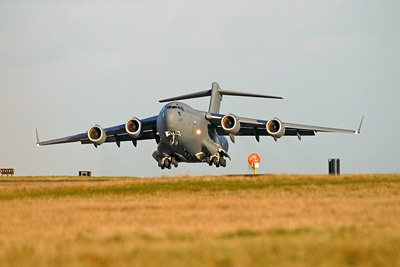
xmin=1 ymin=168 xmax=14 ymax=176
xmin=248 ymin=154 xmax=260 ymax=175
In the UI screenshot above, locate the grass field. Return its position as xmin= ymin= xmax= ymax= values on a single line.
xmin=0 ymin=174 xmax=399 ymax=266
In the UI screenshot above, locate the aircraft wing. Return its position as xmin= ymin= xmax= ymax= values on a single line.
xmin=206 ymin=113 xmax=363 ymax=142
xmin=37 ymin=115 xmax=159 ymax=147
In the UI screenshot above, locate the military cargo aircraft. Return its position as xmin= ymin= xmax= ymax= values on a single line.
xmin=36 ymin=82 xmax=363 ymax=169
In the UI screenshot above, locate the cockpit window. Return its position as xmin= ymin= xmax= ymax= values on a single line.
xmin=165 ymin=105 xmax=185 ymax=112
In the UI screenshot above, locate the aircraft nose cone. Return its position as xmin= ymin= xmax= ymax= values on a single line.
xmin=165 ymin=109 xmax=176 ymax=127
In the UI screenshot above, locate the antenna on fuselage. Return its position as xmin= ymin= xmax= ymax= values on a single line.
xmin=159 ymin=82 xmax=283 ymax=114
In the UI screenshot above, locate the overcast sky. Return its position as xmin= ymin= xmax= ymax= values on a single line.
xmin=0 ymin=1 xmax=399 ymax=177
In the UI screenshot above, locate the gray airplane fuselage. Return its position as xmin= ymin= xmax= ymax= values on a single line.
xmin=156 ymin=102 xmax=229 ymax=163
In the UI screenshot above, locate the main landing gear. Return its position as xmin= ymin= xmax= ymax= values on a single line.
xmin=152 ymin=151 xmax=228 ymax=170
xmin=152 ymin=152 xmax=179 ymax=170
xmin=206 ymin=153 xmax=227 ymax=168
xmin=158 ymin=157 xmax=179 ymax=170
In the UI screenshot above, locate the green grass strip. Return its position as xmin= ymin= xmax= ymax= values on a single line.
xmin=0 ymin=174 xmax=398 ymax=201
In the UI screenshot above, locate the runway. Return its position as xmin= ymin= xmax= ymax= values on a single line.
xmin=0 ymin=180 xmax=106 ymax=187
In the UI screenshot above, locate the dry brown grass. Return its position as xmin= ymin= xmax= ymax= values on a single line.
xmin=0 ymin=174 xmax=399 ymax=266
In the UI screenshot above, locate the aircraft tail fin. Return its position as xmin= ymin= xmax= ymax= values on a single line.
xmin=208 ymin=82 xmax=222 ymax=113
xmin=159 ymin=82 xmax=283 ymax=113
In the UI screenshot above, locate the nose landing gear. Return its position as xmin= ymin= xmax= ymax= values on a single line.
xmin=165 ymin=131 xmax=181 ymax=146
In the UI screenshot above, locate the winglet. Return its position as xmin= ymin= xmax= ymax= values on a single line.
xmin=36 ymin=128 xmax=41 ymax=146
xmin=354 ymin=116 xmax=364 ymax=134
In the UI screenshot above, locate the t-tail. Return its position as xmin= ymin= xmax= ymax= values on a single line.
xmin=159 ymin=82 xmax=283 ymax=113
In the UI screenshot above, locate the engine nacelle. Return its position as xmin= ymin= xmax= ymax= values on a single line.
xmin=221 ymin=114 xmax=240 ymax=134
xmin=125 ymin=118 xmax=142 ymax=138
xmin=266 ymin=118 xmax=285 ymax=139
xmin=88 ymin=125 xmax=106 ymax=145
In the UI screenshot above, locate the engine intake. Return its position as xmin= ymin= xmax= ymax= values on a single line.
xmin=88 ymin=125 xmax=106 ymax=145
xmin=221 ymin=114 xmax=240 ymax=134
xmin=125 ymin=118 xmax=142 ymax=138
xmin=266 ymin=118 xmax=285 ymax=139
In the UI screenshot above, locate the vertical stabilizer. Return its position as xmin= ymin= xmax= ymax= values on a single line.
xmin=208 ymin=82 xmax=222 ymax=113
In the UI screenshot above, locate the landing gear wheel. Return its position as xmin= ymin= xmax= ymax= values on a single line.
xmin=164 ymin=158 xmax=171 ymax=169
xmin=219 ymin=157 xmax=226 ymax=167
xmin=213 ymin=157 xmax=219 ymax=167
xmin=172 ymin=157 xmax=178 ymax=168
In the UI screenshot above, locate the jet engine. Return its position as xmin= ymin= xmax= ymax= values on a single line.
xmin=88 ymin=125 xmax=106 ymax=145
xmin=266 ymin=118 xmax=285 ymax=139
xmin=221 ymin=114 xmax=240 ymax=134
xmin=125 ymin=118 xmax=142 ymax=138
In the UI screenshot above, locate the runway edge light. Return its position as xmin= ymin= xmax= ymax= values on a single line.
xmin=248 ymin=153 xmax=260 ymax=175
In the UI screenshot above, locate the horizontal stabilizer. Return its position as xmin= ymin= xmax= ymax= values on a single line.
xmin=159 ymin=90 xmax=211 ymax=103
xmin=159 ymin=82 xmax=283 ymax=113
xmin=218 ymin=90 xmax=283 ymax=100
xmin=159 ymin=89 xmax=283 ymax=103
